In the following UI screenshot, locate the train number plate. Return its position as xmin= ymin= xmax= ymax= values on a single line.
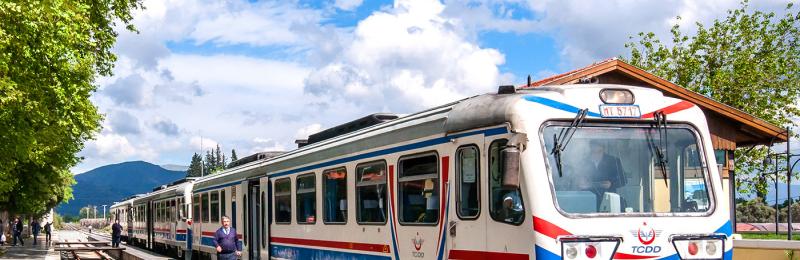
xmin=599 ymin=105 xmax=641 ymax=118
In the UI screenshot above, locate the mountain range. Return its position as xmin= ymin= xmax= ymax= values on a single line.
xmin=57 ymin=161 xmax=186 ymax=217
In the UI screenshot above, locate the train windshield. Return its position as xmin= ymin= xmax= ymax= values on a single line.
xmin=542 ymin=123 xmax=712 ymax=215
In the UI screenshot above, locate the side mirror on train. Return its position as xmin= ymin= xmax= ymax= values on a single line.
xmin=502 ymin=145 xmax=521 ymax=189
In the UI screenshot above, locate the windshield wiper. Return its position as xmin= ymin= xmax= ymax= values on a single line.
xmin=647 ymin=111 xmax=669 ymax=187
xmin=551 ymin=109 xmax=588 ymax=177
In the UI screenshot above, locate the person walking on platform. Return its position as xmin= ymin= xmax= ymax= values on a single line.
xmin=213 ymin=216 xmax=241 ymax=260
xmin=13 ymin=217 xmax=23 ymax=246
xmin=43 ymin=221 xmax=52 ymax=246
xmin=31 ymin=219 xmax=40 ymax=246
xmin=111 ymin=219 xmax=122 ymax=247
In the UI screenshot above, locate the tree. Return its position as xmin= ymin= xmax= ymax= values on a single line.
xmin=736 ymin=198 xmax=776 ymax=223
xmin=0 ymin=0 xmax=143 ymax=216
xmin=231 ymin=149 xmax=238 ymax=162
xmin=186 ymin=153 xmax=203 ymax=177
xmin=624 ymin=1 xmax=800 ymax=196
xmin=204 ymin=150 xmax=216 ymax=175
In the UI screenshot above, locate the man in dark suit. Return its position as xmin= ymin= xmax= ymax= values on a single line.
xmin=578 ymin=142 xmax=626 ymax=195
xmin=213 ymin=216 xmax=241 ymax=260
xmin=111 ymin=219 xmax=122 ymax=247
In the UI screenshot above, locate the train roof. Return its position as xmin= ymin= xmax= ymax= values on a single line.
xmin=189 ymin=84 xmax=672 ymax=192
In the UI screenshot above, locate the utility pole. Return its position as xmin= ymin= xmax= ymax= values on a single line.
xmin=201 ymin=135 xmax=205 ymax=177
xmin=788 ymin=127 xmax=793 ymax=240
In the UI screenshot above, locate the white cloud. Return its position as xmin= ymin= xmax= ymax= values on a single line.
xmin=335 ymin=0 xmax=364 ymax=11
xmin=304 ymin=0 xmax=507 ymax=112
xmin=523 ymin=0 xmax=791 ymax=68
xmin=295 ymin=123 xmax=323 ymax=140
xmin=190 ymin=136 xmax=218 ymax=151
xmin=190 ymin=2 xmax=322 ymax=47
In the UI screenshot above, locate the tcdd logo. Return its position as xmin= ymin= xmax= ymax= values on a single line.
xmin=631 ymin=246 xmax=662 ymax=254
xmin=637 ymin=226 xmax=656 ymax=245
xmin=631 ymin=222 xmax=661 ymax=245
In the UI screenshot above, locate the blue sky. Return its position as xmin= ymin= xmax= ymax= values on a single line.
xmin=74 ymin=0 xmax=794 ymax=173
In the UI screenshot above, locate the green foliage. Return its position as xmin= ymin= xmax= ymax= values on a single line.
xmin=193 ymin=145 xmax=236 ymax=176
xmin=231 ymin=149 xmax=238 ymax=163
xmin=0 ymin=0 xmax=142 ymax=215
xmin=736 ymin=198 xmax=776 ymax=222
xmin=624 ymin=1 xmax=800 ymax=196
xmin=186 ymin=153 xmax=203 ymax=177
xmin=53 ymin=212 xmax=64 ymax=229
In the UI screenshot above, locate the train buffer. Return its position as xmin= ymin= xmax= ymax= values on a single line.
xmin=54 ymin=241 xmax=125 ymax=260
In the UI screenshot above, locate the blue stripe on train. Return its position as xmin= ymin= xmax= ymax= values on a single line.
xmin=270 ymin=244 xmax=390 ymax=260
xmin=175 ymin=234 xmax=186 ymax=241
xmin=194 ymin=126 xmax=509 ymax=192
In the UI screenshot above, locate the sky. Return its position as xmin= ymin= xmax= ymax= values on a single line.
xmin=73 ymin=0 xmax=793 ymax=173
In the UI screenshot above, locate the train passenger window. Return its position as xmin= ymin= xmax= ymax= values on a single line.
xmin=193 ymin=194 xmax=200 ymax=221
xmin=275 ymin=178 xmax=292 ymax=224
xmin=296 ymin=173 xmax=317 ymax=224
xmin=398 ymin=153 xmax=439 ymax=225
xmin=323 ymin=167 xmax=347 ymax=224
xmin=211 ymin=191 xmax=220 ymax=222
xmin=356 ymin=161 xmax=387 ymax=224
xmin=201 ymin=193 xmax=210 ymax=223
xmin=221 ymin=190 xmax=226 ymax=218
xmin=489 ymin=139 xmax=524 ymax=225
xmin=457 ymin=145 xmax=480 ymax=219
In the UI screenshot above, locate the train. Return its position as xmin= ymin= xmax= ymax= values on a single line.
xmin=112 ymin=83 xmax=732 ymax=260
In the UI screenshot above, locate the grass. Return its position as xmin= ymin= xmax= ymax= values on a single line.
xmin=741 ymin=232 xmax=800 ymax=240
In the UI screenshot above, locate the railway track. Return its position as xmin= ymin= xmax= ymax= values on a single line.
xmin=57 ymin=223 xmax=118 ymax=260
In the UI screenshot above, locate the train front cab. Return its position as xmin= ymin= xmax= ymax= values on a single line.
xmin=518 ymin=87 xmax=732 ymax=260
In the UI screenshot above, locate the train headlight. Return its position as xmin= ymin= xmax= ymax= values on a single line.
xmin=599 ymin=89 xmax=635 ymax=104
xmin=559 ymin=236 xmax=621 ymax=260
xmin=670 ymin=234 xmax=725 ymax=260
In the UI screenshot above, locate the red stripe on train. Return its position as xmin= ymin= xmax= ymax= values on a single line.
xmin=613 ymin=252 xmax=657 ymax=259
xmin=532 ymin=216 xmax=572 ymax=239
xmin=641 ymin=101 xmax=694 ymax=118
xmin=436 ymin=156 xmax=450 ymax=251
xmin=271 ymin=237 xmax=390 ymax=254
xmin=448 ymin=249 xmax=528 ymax=260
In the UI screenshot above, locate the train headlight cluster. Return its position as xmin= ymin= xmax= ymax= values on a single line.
xmin=560 ymin=236 xmax=621 ymax=260
xmin=599 ymin=89 xmax=635 ymax=104
xmin=670 ymin=234 xmax=725 ymax=260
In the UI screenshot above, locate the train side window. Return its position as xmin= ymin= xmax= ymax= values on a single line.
xmin=296 ymin=173 xmax=317 ymax=224
xmin=323 ymin=167 xmax=347 ymax=224
xmin=457 ymin=145 xmax=480 ymax=219
xmin=221 ymin=190 xmax=226 ymax=218
xmin=201 ymin=192 xmax=210 ymax=223
xmin=275 ymin=178 xmax=292 ymax=224
xmin=489 ymin=139 xmax=524 ymax=225
xmin=193 ymin=194 xmax=200 ymax=221
xmin=211 ymin=191 xmax=220 ymax=222
xmin=398 ymin=152 xmax=439 ymax=225
xmin=356 ymin=161 xmax=387 ymax=224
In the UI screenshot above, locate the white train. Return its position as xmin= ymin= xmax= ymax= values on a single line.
xmin=112 ymin=84 xmax=731 ymax=260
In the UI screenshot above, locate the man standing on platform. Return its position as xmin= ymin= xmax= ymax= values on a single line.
xmin=13 ymin=217 xmax=23 ymax=246
xmin=213 ymin=216 xmax=241 ymax=260
xmin=43 ymin=221 xmax=52 ymax=246
xmin=111 ymin=219 xmax=122 ymax=247
xmin=31 ymin=219 xmax=40 ymax=246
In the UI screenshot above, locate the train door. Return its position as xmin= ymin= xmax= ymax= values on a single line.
xmin=393 ymin=152 xmax=445 ymax=259
xmin=484 ymin=134 xmax=531 ymax=257
xmin=247 ymin=180 xmax=261 ymax=259
xmin=147 ymin=201 xmax=154 ymax=249
xmin=445 ymin=134 xmax=487 ymax=258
